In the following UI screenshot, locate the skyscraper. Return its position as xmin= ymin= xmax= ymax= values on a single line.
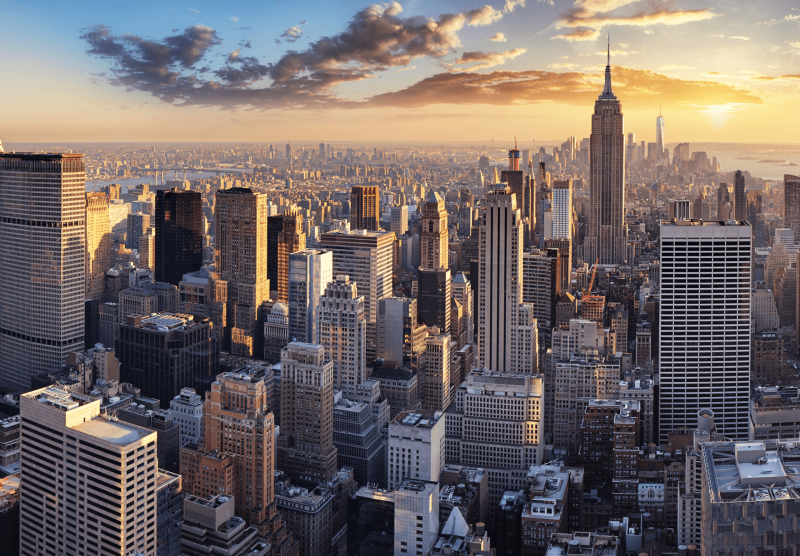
xmin=717 ymin=183 xmax=731 ymax=220
xmin=288 ymin=249 xmax=333 ymax=344
xmin=585 ymin=48 xmax=627 ymax=265
xmin=658 ymin=220 xmax=751 ymax=442
xmin=317 ymin=275 xmax=366 ymax=394
xmin=656 ymin=108 xmax=665 ymax=158
xmin=277 ymin=210 xmax=306 ymax=302
xmin=200 ymin=370 xmax=276 ymax=523
xmin=319 ymin=229 xmax=395 ymax=358
xmin=279 ymin=342 xmax=338 ymax=482
xmin=155 ymin=188 xmax=202 ymax=287
xmin=0 ymin=153 xmax=85 ymax=390
xmin=85 ymin=192 xmax=112 ymax=300
xmin=479 ymin=187 xmax=523 ymax=372
xmin=20 ymin=386 xmax=158 ymax=555
xmin=733 ymin=170 xmax=746 ymax=222
xmin=350 ymin=185 xmax=380 ymax=231
xmin=127 ymin=211 xmax=150 ymax=250
xmin=418 ymin=268 xmax=452 ymax=333
xmin=784 ymin=174 xmax=800 ymax=242
xmin=214 ymin=188 xmax=269 ymax=356
xmin=420 ymin=191 xmax=449 ymax=269
xmin=390 ymin=205 xmax=409 ymax=237
xmin=500 ymin=146 xmax=525 ymax=220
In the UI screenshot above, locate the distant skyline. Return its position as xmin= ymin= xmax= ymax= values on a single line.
xmin=1 ymin=0 xmax=799 ymax=143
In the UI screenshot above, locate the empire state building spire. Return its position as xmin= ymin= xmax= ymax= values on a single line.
xmin=600 ymin=35 xmax=616 ymax=99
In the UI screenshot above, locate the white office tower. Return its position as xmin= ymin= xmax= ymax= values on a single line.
xmin=659 ymin=221 xmax=751 ymax=443
xmin=0 ymin=153 xmax=86 ymax=389
xmin=444 ymin=369 xmax=544 ymax=508
xmin=168 ymin=387 xmax=204 ymax=445
xmin=390 ymin=205 xmax=409 ymax=236
xmin=479 ymin=187 xmax=523 ymax=372
xmin=20 ymin=386 xmax=158 ymax=555
xmin=288 ymin=249 xmax=333 ymax=343
xmin=319 ymin=229 xmax=395 ymax=359
xmin=550 ymin=180 xmax=573 ymax=239
xmin=451 ymin=273 xmax=473 ymax=344
xmin=317 ymin=275 xmax=367 ymax=394
xmin=387 ymin=409 xmax=445 ymax=490
xmin=423 ymin=330 xmax=453 ymax=412
xmin=394 ymin=479 xmax=440 ymax=556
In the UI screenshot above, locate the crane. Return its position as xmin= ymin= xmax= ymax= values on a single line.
xmin=583 ymin=258 xmax=599 ymax=297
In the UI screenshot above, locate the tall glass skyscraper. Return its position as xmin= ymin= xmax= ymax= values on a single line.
xmin=0 ymin=153 xmax=85 ymax=389
xmin=656 ymin=109 xmax=666 ymax=158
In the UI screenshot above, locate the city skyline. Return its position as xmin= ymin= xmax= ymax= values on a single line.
xmin=1 ymin=0 xmax=799 ymax=143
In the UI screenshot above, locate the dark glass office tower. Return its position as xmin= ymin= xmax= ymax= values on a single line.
xmin=155 ymin=188 xmax=202 ymax=286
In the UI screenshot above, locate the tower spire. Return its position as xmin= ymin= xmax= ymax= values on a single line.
xmin=600 ymin=34 xmax=615 ymax=99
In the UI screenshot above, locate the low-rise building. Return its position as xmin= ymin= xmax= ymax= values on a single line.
xmin=749 ymin=385 xmax=800 ymax=440
xmin=521 ymin=466 xmax=569 ymax=556
xmin=545 ymin=532 xmax=619 ymax=556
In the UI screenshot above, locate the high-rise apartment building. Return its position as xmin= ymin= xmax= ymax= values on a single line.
xmin=86 ymin=192 xmax=112 ymax=300
xmin=479 ymin=187 xmax=523 ymax=372
xmin=451 ymin=273 xmax=474 ymax=345
xmin=0 ymin=153 xmax=86 ymax=390
xmin=278 ymin=342 xmax=338 ymax=482
xmin=390 ymin=205 xmax=409 ymax=237
xmin=319 ymin=229 xmax=395 ymax=358
xmin=317 ymin=276 xmax=367 ymax=394
xmin=118 ymin=313 xmax=216 ymax=408
xmin=585 ymin=50 xmax=627 ymax=265
xmin=215 ymin=188 xmax=269 ymax=356
xmin=154 ymin=188 xmax=202 ymax=287
xmin=784 ymin=174 xmax=800 ymax=242
xmin=127 ymin=211 xmax=150 ymax=251
xmin=350 ymin=185 xmax=380 ymax=231
xmin=288 ymin=249 xmax=332 ymax=344
xmin=420 ymin=191 xmax=449 ymax=270
xmin=659 ymin=221 xmax=751 ymax=442
xmin=424 ymin=330 xmax=453 ymax=412
xmin=733 ymin=170 xmax=746 ymax=222
xmin=418 ymin=268 xmax=452 ymax=333
xmin=277 ymin=210 xmax=306 ymax=302
xmin=20 ymin=386 xmax=158 ymax=555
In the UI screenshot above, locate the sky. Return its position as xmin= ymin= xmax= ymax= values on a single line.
xmin=1 ymin=0 xmax=799 ymax=144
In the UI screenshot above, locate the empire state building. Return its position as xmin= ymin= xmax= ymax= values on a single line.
xmin=585 ymin=46 xmax=627 ymax=265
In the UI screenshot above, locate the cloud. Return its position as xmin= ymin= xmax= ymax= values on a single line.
xmin=466 ymin=5 xmax=504 ymax=26
xmin=549 ymin=62 xmax=578 ymax=69
xmin=395 ymin=65 xmax=416 ymax=74
xmin=749 ymin=74 xmax=800 ymax=82
xmin=596 ymin=49 xmax=637 ymax=55
xmin=231 ymin=16 xmax=239 ymax=22
xmin=489 ymin=32 xmax=507 ymax=42
xmin=300 ymin=20 xmax=308 ymax=25
xmin=704 ymin=71 xmax=724 ymax=76
xmin=658 ymin=64 xmax=694 ymax=71
xmin=451 ymin=48 xmax=527 ymax=71
xmin=553 ymin=0 xmax=716 ymax=41
xmin=552 ymin=28 xmax=600 ymax=41
xmin=278 ymin=25 xmax=303 ymax=43
xmin=711 ymin=34 xmax=724 ymax=38
xmin=188 ymin=8 xmax=199 ymax=14
xmin=503 ymin=0 xmax=527 ymax=12
xmin=368 ymin=66 xmax=761 ymax=109
xmin=787 ymin=40 xmax=800 ymax=53
xmin=82 ymin=3 xmax=486 ymax=109
xmin=730 ymin=36 xmax=749 ymax=40
xmin=643 ymin=29 xmax=654 ymax=34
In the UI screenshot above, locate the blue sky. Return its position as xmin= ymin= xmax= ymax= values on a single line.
xmin=1 ymin=0 xmax=798 ymax=143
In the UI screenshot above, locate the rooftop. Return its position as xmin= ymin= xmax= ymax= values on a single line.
xmin=391 ymin=409 xmax=443 ymax=428
xmin=25 ymin=386 xmax=98 ymax=411
xmin=73 ymin=417 xmax=153 ymax=445
xmin=397 ymin=479 xmax=439 ymax=497
xmin=546 ymin=532 xmax=620 ymax=556
xmin=705 ymin=440 xmax=800 ymax=503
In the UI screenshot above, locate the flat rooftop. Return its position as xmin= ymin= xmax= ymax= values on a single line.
xmin=73 ymin=417 xmax=152 ymax=445
xmin=392 ymin=410 xmax=442 ymax=428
